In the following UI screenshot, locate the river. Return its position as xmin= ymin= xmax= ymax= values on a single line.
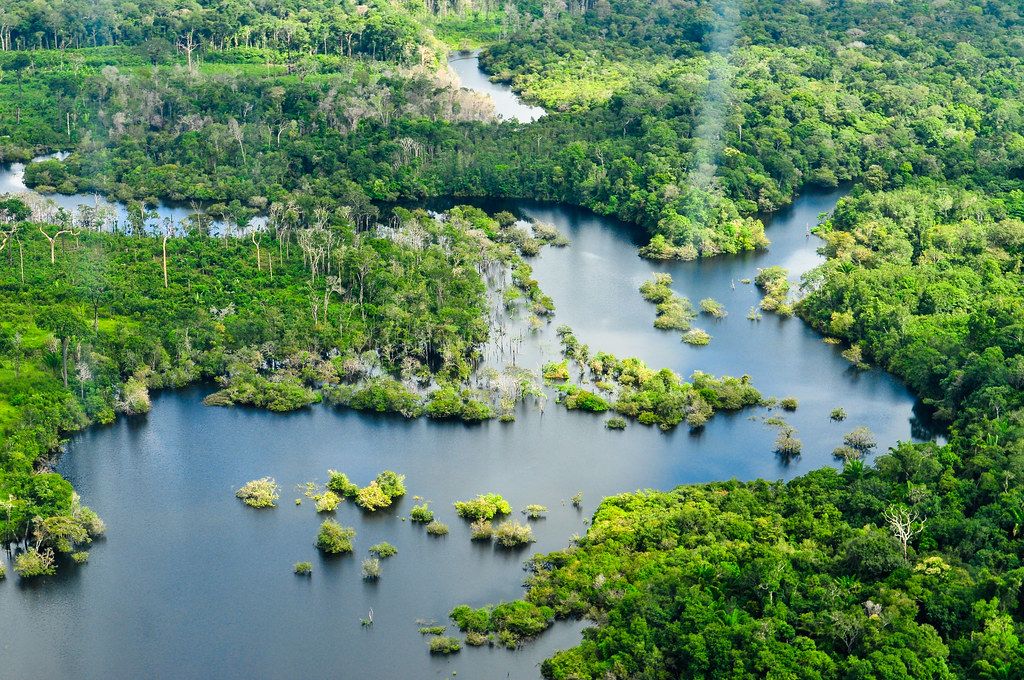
xmin=0 ymin=55 xmax=937 ymax=680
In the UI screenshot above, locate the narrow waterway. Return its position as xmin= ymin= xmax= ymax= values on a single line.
xmin=0 ymin=57 xmax=937 ymax=680
xmin=448 ymin=51 xmax=546 ymax=123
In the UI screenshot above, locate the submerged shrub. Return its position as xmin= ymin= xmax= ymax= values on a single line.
xmin=775 ymin=432 xmax=803 ymax=457
xmin=294 ymin=561 xmax=312 ymax=576
xmin=362 ymin=558 xmax=382 ymax=580
xmin=844 ymin=426 xmax=878 ymax=454
xmin=71 ymin=551 xmax=89 ymax=564
xmin=314 ymin=490 xmax=341 ymax=513
xmin=419 ymin=626 xmax=446 ymax=635
xmin=316 ymin=520 xmax=355 ymax=554
xmin=428 ymin=636 xmax=462 ymax=654
xmin=236 ymin=477 xmax=280 ymax=508
xmin=699 ymin=298 xmax=728 ymax=318
xmin=830 ymin=407 xmax=848 ymax=421
xmin=494 ymin=521 xmax=534 ymax=548
xmin=327 ymin=470 xmax=359 ymax=497
xmin=560 ymin=385 xmax=610 ymax=412
xmin=781 ymin=397 xmax=799 ymax=411
xmin=410 ymin=503 xmax=434 ymax=523
xmin=454 ymin=494 xmax=512 ymax=520
xmin=449 ymin=601 xmax=554 ymax=648
xmin=373 ymin=470 xmax=407 ymax=499
xmin=605 ymin=416 xmax=627 ymax=430
xmin=14 ymin=548 xmax=56 ymax=578
xmin=355 ymin=482 xmax=392 ymax=511
xmin=426 ymin=521 xmax=449 ymax=536
xmin=523 ymin=504 xmax=548 ymax=520
xmin=682 ymin=328 xmax=711 ymax=345
xmin=369 ymin=542 xmax=398 ymax=558
xmin=571 ymin=492 xmax=583 ymax=508
xmin=470 ymin=519 xmax=494 ymax=540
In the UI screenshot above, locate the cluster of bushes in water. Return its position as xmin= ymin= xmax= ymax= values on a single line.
xmin=548 ymin=326 xmax=762 ymax=430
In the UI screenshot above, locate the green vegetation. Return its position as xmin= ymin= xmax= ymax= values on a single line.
xmin=313 ymin=490 xmax=341 ymax=513
xmin=293 ymin=561 xmax=312 ymax=576
xmin=454 ymin=494 xmax=512 ymax=521
xmin=361 ymin=557 xmax=381 ymax=580
xmin=469 ymin=519 xmax=493 ymax=541
xmin=681 ymin=328 xmax=711 ymax=346
xmin=755 ymin=266 xmax=792 ymax=316
xmin=235 ymin=478 xmax=280 ymax=508
xmin=425 ymin=521 xmax=449 ymax=536
xmin=409 ymin=503 xmax=434 ymax=523
xmin=604 ymin=417 xmax=626 ymax=430
xmin=639 ymin=273 xmax=695 ymax=330
xmin=699 ymin=298 xmax=727 ymax=318
xmin=315 ymin=519 xmax=354 ymax=555
xmin=450 ymin=601 xmax=554 ymax=648
xmin=368 ymin=542 xmax=397 ymax=559
xmin=522 ymin=504 xmax=548 ymax=520
xmin=427 ymin=636 xmax=461 ymax=655
xmin=780 ymin=397 xmax=799 ymax=411
xmin=493 ymin=520 xmax=533 ymax=548
xmin=418 ymin=625 xmax=446 ymax=635
xmin=13 ymin=548 xmax=56 ymax=578
xmin=830 ymin=407 xmax=848 ymax=422
xmin=555 ymin=328 xmax=761 ymax=430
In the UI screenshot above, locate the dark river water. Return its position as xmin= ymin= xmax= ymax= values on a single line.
xmin=0 ymin=56 xmax=937 ymax=680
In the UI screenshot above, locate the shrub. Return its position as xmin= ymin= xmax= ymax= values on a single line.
xmin=71 ymin=551 xmax=89 ymax=564
xmin=699 ymin=298 xmax=728 ymax=318
xmin=470 ymin=519 xmax=494 ymax=540
xmin=327 ymin=470 xmax=359 ymax=497
xmin=775 ymin=432 xmax=803 ymax=457
xmin=465 ymin=631 xmax=489 ymax=646
xmin=316 ymin=520 xmax=355 ymax=554
xmin=605 ymin=417 xmax=627 ymax=429
xmin=833 ymin=445 xmax=860 ymax=461
xmin=362 ymin=558 xmax=382 ymax=580
xmin=0 ymin=561 xmax=4 ymax=579
xmin=355 ymin=482 xmax=392 ymax=511
xmin=428 ymin=636 xmax=462 ymax=654
xmin=419 ymin=626 xmax=446 ymax=635
xmin=410 ymin=503 xmax=434 ymax=523
xmin=454 ymin=494 xmax=512 ymax=520
xmin=374 ymin=470 xmax=406 ymax=498
xmin=571 ymin=492 xmax=583 ymax=508
xmin=235 ymin=477 xmax=280 ymax=508
xmin=542 ymin=360 xmax=570 ymax=380
xmin=314 ymin=490 xmax=341 ymax=513
xmin=844 ymin=426 xmax=878 ymax=454
xmin=450 ymin=601 xmax=554 ymax=647
xmin=14 ymin=548 xmax=56 ymax=578
xmin=561 ymin=385 xmax=609 ymax=412
xmin=780 ymin=397 xmax=799 ymax=411
xmin=830 ymin=407 xmax=848 ymax=421
xmin=494 ymin=521 xmax=534 ymax=548
xmin=842 ymin=344 xmax=868 ymax=368
xmin=294 ymin=561 xmax=312 ymax=576
xmin=523 ymin=504 xmax=548 ymax=520
xmin=369 ymin=542 xmax=397 ymax=558
xmin=682 ymin=328 xmax=711 ymax=345
xmin=426 ymin=521 xmax=449 ymax=536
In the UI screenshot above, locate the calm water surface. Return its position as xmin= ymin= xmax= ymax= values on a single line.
xmin=0 ymin=61 xmax=936 ymax=680
xmin=448 ymin=51 xmax=546 ymax=123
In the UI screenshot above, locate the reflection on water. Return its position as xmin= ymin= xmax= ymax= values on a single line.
xmin=448 ymin=51 xmax=546 ymax=123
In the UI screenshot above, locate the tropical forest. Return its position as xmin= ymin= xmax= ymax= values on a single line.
xmin=0 ymin=0 xmax=1023 ymax=677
